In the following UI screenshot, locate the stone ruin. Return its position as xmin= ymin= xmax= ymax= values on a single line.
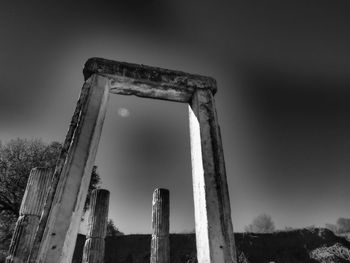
xmin=7 ymin=57 xmax=237 ymax=263
xmin=6 ymin=168 xmax=54 ymax=263
xmin=151 ymin=188 xmax=170 ymax=263
xmin=82 ymin=189 xmax=110 ymax=263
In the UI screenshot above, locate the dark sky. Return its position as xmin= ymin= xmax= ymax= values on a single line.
xmin=1 ymin=0 xmax=350 ymax=233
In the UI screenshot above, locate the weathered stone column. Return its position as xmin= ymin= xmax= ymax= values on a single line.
xmin=82 ymin=189 xmax=109 ymax=263
xmin=189 ymin=89 xmax=237 ymax=263
xmin=32 ymin=74 xmax=110 ymax=263
xmin=5 ymin=168 xmax=53 ymax=263
xmin=150 ymin=188 xmax=170 ymax=263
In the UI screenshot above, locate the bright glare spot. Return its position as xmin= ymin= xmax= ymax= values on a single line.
xmin=118 ymin=108 xmax=130 ymax=118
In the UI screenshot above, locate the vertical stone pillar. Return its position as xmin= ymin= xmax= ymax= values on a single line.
xmin=6 ymin=168 xmax=53 ymax=263
xmin=150 ymin=188 xmax=170 ymax=263
xmin=32 ymin=74 xmax=110 ymax=263
xmin=82 ymin=189 xmax=109 ymax=263
xmin=189 ymin=89 xmax=237 ymax=263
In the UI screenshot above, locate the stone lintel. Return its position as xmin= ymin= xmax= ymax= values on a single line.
xmin=83 ymin=57 xmax=217 ymax=96
xmin=103 ymin=74 xmax=193 ymax=103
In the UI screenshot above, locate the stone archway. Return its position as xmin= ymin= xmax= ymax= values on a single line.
xmin=28 ymin=58 xmax=237 ymax=263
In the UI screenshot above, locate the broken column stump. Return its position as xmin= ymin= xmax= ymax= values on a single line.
xmin=150 ymin=188 xmax=170 ymax=263
xmin=82 ymin=189 xmax=110 ymax=263
xmin=6 ymin=167 xmax=53 ymax=263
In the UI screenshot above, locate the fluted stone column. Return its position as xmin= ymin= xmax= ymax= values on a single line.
xmin=82 ymin=189 xmax=110 ymax=263
xmin=150 ymin=188 xmax=170 ymax=263
xmin=6 ymin=168 xmax=53 ymax=263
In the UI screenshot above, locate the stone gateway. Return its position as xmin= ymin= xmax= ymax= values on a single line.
xmin=27 ymin=58 xmax=237 ymax=263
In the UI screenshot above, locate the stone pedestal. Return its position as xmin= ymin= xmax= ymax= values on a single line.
xmin=6 ymin=168 xmax=53 ymax=263
xmin=82 ymin=189 xmax=110 ymax=263
xmin=150 ymin=188 xmax=170 ymax=263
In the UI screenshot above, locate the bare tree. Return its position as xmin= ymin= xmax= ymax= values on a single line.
xmin=336 ymin=218 xmax=350 ymax=234
xmin=325 ymin=218 xmax=350 ymax=234
xmin=245 ymin=214 xmax=276 ymax=233
xmin=0 ymin=138 xmax=100 ymax=247
xmin=325 ymin=223 xmax=338 ymax=233
xmin=0 ymin=139 xmax=61 ymax=245
xmin=106 ymin=219 xmax=124 ymax=237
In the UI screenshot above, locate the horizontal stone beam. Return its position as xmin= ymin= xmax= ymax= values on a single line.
xmin=104 ymin=74 xmax=193 ymax=103
xmin=83 ymin=57 xmax=217 ymax=95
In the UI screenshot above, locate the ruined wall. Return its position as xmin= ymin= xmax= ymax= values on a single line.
xmin=72 ymin=229 xmax=350 ymax=263
xmin=73 ymin=234 xmax=196 ymax=263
